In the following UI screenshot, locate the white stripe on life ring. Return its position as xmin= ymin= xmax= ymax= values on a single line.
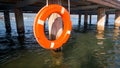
xmin=38 ymin=19 xmax=44 ymax=25
xmin=67 ymin=30 xmax=71 ymax=34
xmin=50 ymin=42 xmax=55 ymax=48
xmin=61 ymin=7 xmax=65 ymax=14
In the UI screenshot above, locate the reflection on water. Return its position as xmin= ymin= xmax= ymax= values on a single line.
xmin=111 ymin=28 xmax=120 ymax=68
xmin=95 ymin=30 xmax=107 ymax=68
xmin=0 ymin=25 xmax=120 ymax=68
xmin=113 ymin=28 xmax=120 ymax=40
xmin=96 ymin=30 xmax=104 ymax=45
xmin=50 ymin=50 xmax=63 ymax=68
xmin=17 ymin=34 xmax=25 ymax=45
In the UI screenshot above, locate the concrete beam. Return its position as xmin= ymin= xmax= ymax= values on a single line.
xmin=114 ymin=10 xmax=120 ymax=29
xmin=0 ymin=2 xmax=14 ymax=10
xmin=97 ymin=8 xmax=106 ymax=33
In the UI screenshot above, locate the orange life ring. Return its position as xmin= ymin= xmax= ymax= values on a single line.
xmin=33 ymin=4 xmax=72 ymax=49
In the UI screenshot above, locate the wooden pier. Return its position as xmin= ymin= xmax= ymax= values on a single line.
xmin=0 ymin=0 xmax=120 ymax=36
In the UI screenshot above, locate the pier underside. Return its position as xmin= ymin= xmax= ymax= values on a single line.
xmin=0 ymin=0 xmax=119 ymax=14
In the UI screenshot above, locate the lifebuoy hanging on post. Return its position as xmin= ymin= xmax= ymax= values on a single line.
xmin=33 ymin=4 xmax=72 ymax=49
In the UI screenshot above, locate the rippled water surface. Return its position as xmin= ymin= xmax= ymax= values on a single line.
xmin=0 ymin=26 xmax=120 ymax=68
xmin=0 ymin=13 xmax=120 ymax=68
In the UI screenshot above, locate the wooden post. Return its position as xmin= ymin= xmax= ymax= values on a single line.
xmin=47 ymin=0 xmax=63 ymax=65
xmin=89 ymin=14 xmax=92 ymax=29
xmin=48 ymin=0 xmax=63 ymax=51
xmin=77 ymin=14 xmax=81 ymax=31
xmin=4 ymin=10 xmax=11 ymax=33
xmin=84 ymin=13 xmax=88 ymax=30
xmin=89 ymin=14 xmax=92 ymax=25
xmin=14 ymin=8 xmax=25 ymax=36
xmin=48 ymin=0 xmax=62 ymax=39
xmin=97 ymin=8 xmax=106 ymax=33
xmin=114 ymin=10 xmax=120 ymax=29
xmin=105 ymin=14 xmax=109 ymax=26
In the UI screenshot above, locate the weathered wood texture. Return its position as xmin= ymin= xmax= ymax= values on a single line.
xmin=4 ymin=10 xmax=11 ymax=33
xmin=87 ymin=0 xmax=120 ymax=9
xmin=14 ymin=8 xmax=25 ymax=35
xmin=84 ymin=14 xmax=88 ymax=30
xmin=105 ymin=14 xmax=109 ymax=26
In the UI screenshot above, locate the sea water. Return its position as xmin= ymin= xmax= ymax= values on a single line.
xmin=0 ymin=13 xmax=120 ymax=68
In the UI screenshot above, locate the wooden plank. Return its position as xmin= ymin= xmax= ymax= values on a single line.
xmin=71 ymin=5 xmax=99 ymax=10
xmin=15 ymin=0 xmax=45 ymax=8
xmin=87 ymin=0 xmax=120 ymax=9
xmin=104 ymin=0 xmax=120 ymax=7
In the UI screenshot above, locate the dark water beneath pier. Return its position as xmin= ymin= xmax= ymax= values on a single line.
xmin=0 ymin=13 xmax=120 ymax=68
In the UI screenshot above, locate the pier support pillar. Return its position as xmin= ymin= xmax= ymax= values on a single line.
xmin=97 ymin=8 xmax=106 ymax=33
xmin=48 ymin=0 xmax=62 ymax=52
xmin=84 ymin=13 xmax=88 ymax=30
xmin=89 ymin=15 xmax=92 ymax=29
xmin=14 ymin=8 xmax=25 ymax=36
xmin=89 ymin=15 xmax=92 ymax=25
xmin=105 ymin=14 xmax=109 ymax=26
xmin=4 ymin=10 xmax=11 ymax=33
xmin=114 ymin=10 xmax=120 ymax=29
xmin=77 ymin=14 xmax=81 ymax=31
